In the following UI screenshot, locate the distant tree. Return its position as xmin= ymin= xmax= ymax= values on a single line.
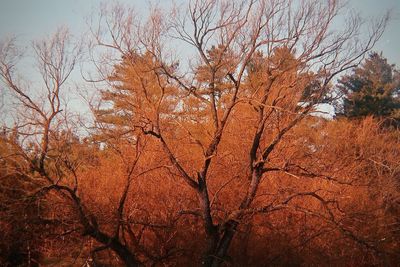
xmin=337 ymin=52 xmax=400 ymax=124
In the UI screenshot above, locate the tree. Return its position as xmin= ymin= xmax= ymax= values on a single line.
xmin=0 ymin=130 xmax=44 ymax=266
xmin=90 ymin=1 xmax=389 ymax=266
xmin=0 ymin=30 xmax=144 ymax=266
xmin=337 ymin=52 xmax=400 ymax=124
xmin=1 ymin=28 xmax=194 ymax=266
xmin=1 ymin=1 xmax=396 ymax=266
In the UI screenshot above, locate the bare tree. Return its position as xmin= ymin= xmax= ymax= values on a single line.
xmin=0 ymin=29 xmax=146 ymax=266
xmin=89 ymin=0 xmax=389 ymax=266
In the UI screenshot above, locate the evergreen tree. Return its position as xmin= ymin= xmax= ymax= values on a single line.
xmin=337 ymin=52 xmax=400 ymax=123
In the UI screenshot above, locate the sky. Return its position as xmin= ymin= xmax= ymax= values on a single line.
xmin=0 ymin=0 xmax=398 ymax=121
xmin=0 ymin=1 xmax=398 ymax=51
xmin=0 ymin=0 xmax=398 ymax=64
xmin=0 ymin=0 xmax=398 ymax=96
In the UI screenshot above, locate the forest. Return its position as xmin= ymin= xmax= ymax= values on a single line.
xmin=0 ymin=0 xmax=399 ymax=266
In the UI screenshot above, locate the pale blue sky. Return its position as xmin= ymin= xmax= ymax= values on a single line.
xmin=0 ymin=0 xmax=398 ymax=121
xmin=0 ymin=0 xmax=398 ymax=64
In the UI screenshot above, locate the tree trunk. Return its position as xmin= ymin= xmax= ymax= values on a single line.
xmin=109 ymin=240 xmax=138 ymax=267
xmin=209 ymin=170 xmax=263 ymax=266
xmin=210 ymin=220 xmax=239 ymax=267
xmin=89 ymin=230 xmax=139 ymax=267
xmin=198 ymin=174 xmax=220 ymax=267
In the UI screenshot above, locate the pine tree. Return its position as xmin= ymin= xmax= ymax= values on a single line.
xmin=337 ymin=52 xmax=400 ymax=124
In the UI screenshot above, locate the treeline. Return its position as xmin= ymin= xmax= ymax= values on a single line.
xmin=0 ymin=1 xmax=399 ymax=266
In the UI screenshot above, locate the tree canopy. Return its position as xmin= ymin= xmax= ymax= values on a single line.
xmin=0 ymin=1 xmax=398 ymax=266
xmin=337 ymin=52 xmax=400 ymax=124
